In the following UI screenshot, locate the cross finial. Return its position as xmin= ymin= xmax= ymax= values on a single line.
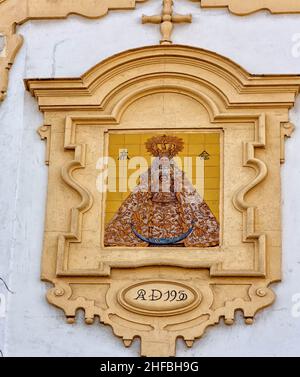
xmin=142 ymin=0 xmax=192 ymax=45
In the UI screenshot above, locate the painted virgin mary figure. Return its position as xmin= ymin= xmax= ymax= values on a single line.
xmin=104 ymin=135 xmax=219 ymax=247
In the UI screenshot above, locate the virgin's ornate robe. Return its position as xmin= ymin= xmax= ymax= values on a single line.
xmin=104 ymin=160 xmax=219 ymax=247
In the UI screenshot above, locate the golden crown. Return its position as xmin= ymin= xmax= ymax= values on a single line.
xmin=145 ymin=135 xmax=184 ymax=158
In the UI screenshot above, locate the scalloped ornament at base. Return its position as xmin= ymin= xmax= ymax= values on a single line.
xmin=46 ymin=272 xmax=276 ymax=357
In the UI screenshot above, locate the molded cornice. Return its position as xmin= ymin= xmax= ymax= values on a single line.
xmin=25 ymin=44 xmax=300 ymax=111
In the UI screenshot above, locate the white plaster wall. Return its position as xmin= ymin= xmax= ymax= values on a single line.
xmin=1 ymin=0 xmax=300 ymax=357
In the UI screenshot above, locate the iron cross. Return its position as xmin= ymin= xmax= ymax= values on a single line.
xmin=142 ymin=0 xmax=192 ymax=45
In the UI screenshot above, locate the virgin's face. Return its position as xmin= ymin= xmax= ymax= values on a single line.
xmin=160 ymin=156 xmax=170 ymax=167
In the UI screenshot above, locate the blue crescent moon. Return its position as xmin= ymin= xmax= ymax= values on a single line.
xmin=131 ymin=223 xmax=194 ymax=245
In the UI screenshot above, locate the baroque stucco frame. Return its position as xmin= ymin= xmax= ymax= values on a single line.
xmin=2 ymin=0 xmax=300 ymax=102
xmin=26 ymin=45 xmax=300 ymax=356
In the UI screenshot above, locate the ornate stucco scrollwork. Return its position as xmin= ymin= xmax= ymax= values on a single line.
xmin=199 ymin=0 xmax=300 ymax=15
xmin=38 ymin=125 xmax=51 ymax=165
xmin=280 ymin=122 xmax=295 ymax=164
xmin=0 ymin=0 xmax=148 ymax=101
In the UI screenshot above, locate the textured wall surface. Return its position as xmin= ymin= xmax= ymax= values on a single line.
xmin=0 ymin=0 xmax=300 ymax=356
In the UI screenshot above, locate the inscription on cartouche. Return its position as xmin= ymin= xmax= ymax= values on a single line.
xmin=118 ymin=281 xmax=201 ymax=316
xmin=134 ymin=288 xmax=189 ymax=302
